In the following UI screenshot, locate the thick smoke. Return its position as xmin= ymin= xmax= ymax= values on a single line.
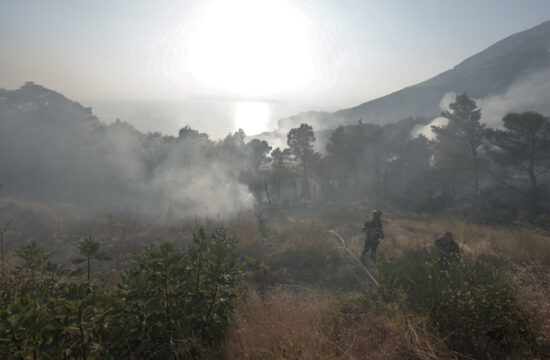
xmin=146 ymin=144 xmax=255 ymax=218
xmin=412 ymin=67 xmax=550 ymax=139
xmin=477 ymin=68 xmax=550 ymax=128
xmin=0 ymin=83 xmax=255 ymax=219
xmin=410 ymin=93 xmax=454 ymax=139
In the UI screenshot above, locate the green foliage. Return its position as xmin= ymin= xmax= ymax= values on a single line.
xmin=287 ymin=123 xmax=315 ymax=163
xmin=116 ymin=229 xmax=238 ymax=357
xmin=324 ymin=123 xmax=371 ymax=198
xmin=270 ymin=147 xmax=293 ymax=202
xmin=287 ymin=123 xmax=316 ymax=200
xmin=376 ymin=249 xmax=546 ymax=359
xmin=0 ymin=227 xmax=240 ymax=359
xmin=433 ymin=93 xmax=485 ymax=200
xmin=15 ymin=241 xmax=54 ymax=281
xmin=0 ymin=272 xmax=110 ymax=358
xmin=486 ymin=111 xmax=550 ymax=214
xmin=72 ymin=236 xmax=110 ymax=283
xmin=242 ymin=256 xmax=271 ymax=294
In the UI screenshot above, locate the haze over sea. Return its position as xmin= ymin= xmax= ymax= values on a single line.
xmin=88 ymin=99 xmax=320 ymax=139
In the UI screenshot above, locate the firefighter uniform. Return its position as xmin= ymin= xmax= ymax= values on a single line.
xmin=362 ymin=210 xmax=384 ymax=258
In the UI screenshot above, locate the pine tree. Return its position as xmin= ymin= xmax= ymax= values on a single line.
xmin=287 ymin=124 xmax=316 ymax=200
xmin=432 ymin=94 xmax=485 ymax=201
xmin=486 ymin=111 xmax=550 ymax=214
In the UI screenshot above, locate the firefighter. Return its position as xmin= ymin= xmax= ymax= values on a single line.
xmin=434 ymin=232 xmax=459 ymax=256
xmin=362 ymin=210 xmax=384 ymax=259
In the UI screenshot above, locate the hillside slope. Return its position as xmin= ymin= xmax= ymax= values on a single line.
xmin=278 ymin=20 xmax=550 ymax=131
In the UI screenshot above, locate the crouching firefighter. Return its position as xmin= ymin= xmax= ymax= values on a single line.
xmin=362 ymin=210 xmax=384 ymax=259
xmin=434 ymin=232 xmax=460 ymax=265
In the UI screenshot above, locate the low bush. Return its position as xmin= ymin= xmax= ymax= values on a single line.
xmin=375 ymin=249 xmax=548 ymax=359
xmin=0 ymin=228 xmax=240 ymax=359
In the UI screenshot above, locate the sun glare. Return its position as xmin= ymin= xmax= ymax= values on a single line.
xmin=234 ymin=102 xmax=270 ymax=135
xmin=187 ymin=0 xmax=313 ymax=97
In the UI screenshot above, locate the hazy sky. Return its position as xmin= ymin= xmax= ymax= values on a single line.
xmin=1 ymin=1 xmax=550 ymax=136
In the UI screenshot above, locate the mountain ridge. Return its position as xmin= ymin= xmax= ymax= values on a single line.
xmin=277 ymin=20 xmax=550 ymax=131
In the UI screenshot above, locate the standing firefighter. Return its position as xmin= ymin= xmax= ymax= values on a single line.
xmin=362 ymin=210 xmax=384 ymax=259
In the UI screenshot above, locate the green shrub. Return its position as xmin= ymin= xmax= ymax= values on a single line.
xmin=242 ymin=255 xmax=272 ymax=295
xmin=0 ymin=228 xmax=240 ymax=359
xmin=114 ymin=228 xmax=239 ymax=358
xmin=376 ymin=249 xmax=546 ymax=359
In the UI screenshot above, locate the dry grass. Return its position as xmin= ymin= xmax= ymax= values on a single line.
xmin=4 ymin=198 xmax=549 ymax=265
xmin=218 ymin=288 xmax=402 ymax=360
xmin=2 ymin=200 xmax=550 ymax=358
xmin=216 ymin=287 xmax=468 ymax=360
xmin=381 ymin=214 xmax=550 ymax=265
xmin=382 ymin=213 xmax=550 ymax=341
xmin=260 ymin=203 xmax=550 ymax=266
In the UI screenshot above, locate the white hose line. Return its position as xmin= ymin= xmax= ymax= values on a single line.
xmin=328 ymin=230 xmax=379 ymax=286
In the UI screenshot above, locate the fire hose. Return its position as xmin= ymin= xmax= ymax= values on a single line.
xmin=328 ymin=230 xmax=379 ymax=286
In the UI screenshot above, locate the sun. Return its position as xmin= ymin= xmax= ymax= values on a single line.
xmin=234 ymin=102 xmax=270 ymax=135
xmin=187 ymin=0 xmax=313 ymax=97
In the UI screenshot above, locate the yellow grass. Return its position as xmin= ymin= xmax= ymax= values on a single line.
xmin=2 ymin=200 xmax=549 ymax=358
xmin=381 ymin=213 xmax=550 ymax=265
xmin=218 ymin=288 xmax=402 ymax=360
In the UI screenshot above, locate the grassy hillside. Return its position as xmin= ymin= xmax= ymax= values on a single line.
xmin=0 ymin=200 xmax=549 ymax=358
